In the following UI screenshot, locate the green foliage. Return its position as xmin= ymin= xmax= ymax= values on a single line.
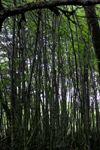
xmin=0 ymin=2 xmax=100 ymax=150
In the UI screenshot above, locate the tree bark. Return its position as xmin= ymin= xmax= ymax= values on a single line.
xmin=84 ymin=5 xmax=100 ymax=75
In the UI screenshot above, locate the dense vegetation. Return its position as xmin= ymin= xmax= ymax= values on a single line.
xmin=0 ymin=0 xmax=100 ymax=150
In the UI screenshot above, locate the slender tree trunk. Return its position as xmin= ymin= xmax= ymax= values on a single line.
xmin=42 ymin=9 xmax=49 ymax=149
xmin=50 ymin=13 xmax=56 ymax=150
xmin=10 ymin=15 xmax=15 ymax=150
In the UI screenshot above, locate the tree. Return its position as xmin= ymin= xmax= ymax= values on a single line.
xmin=84 ymin=5 xmax=100 ymax=75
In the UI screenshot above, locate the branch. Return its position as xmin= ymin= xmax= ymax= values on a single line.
xmin=0 ymin=0 xmax=100 ymax=31
xmin=0 ymin=0 xmax=4 ymax=9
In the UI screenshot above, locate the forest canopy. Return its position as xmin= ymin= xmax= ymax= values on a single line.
xmin=1 ymin=0 xmax=100 ymax=31
xmin=0 ymin=0 xmax=100 ymax=150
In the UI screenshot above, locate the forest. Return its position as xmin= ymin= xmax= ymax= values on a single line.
xmin=0 ymin=0 xmax=100 ymax=150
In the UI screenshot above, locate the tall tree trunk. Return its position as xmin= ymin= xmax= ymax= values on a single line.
xmin=42 ymin=9 xmax=50 ymax=149
xmin=10 ymin=15 xmax=15 ymax=150
xmin=84 ymin=5 xmax=100 ymax=133
xmin=84 ymin=5 xmax=100 ymax=75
